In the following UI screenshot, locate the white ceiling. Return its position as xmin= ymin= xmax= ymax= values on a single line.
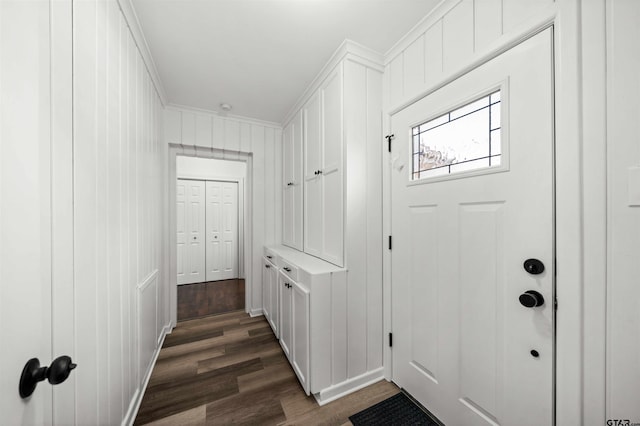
xmin=132 ymin=0 xmax=440 ymax=123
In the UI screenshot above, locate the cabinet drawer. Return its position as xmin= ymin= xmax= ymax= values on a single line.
xmin=264 ymin=247 xmax=277 ymax=263
xmin=280 ymin=259 xmax=298 ymax=281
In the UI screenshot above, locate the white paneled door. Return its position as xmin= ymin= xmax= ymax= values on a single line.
xmin=391 ymin=30 xmax=554 ymax=425
xmin=0 ymin=1 xmax=55 ymax=422
xmin=206 ymin=181 xmax=238 ymax=281
xmin=177 ymin=179 xmax=206 ymax=285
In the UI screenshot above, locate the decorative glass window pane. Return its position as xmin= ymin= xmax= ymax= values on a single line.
xmin=412 ymin=90 xmax=502 ymax=180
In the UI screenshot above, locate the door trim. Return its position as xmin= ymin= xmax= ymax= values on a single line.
xmin=168 ymin=147 xmax=252 ymax=327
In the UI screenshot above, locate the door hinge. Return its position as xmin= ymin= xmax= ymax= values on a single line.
xmin=388 ymin=332 xmax=393 ymax=347
xmin=388 ymin=235 xmax=392 ymax=250
xmin=385 ymin=134 xmax=395 ymax=152
xmin=554 ymin=297 xmax=558 ymax=310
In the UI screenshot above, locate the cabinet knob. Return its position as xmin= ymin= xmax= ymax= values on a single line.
xmin=287 ymin=182 xmax=294 ymax=186
xmin=265 ymin=264 xmax=270 ymax=269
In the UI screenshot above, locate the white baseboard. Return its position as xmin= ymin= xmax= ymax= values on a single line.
xmin=122 ymin=322 xmax=171 ymax=426
xmin=249 ymin=308 xmax=264 ymax=317
xmin=313 ymin=368 xmax=385 ymax=406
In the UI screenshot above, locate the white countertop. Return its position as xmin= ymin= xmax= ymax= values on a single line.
xmin=265 ymin=245 xmax=347 ymax=275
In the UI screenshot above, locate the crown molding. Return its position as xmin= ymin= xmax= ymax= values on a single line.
xmin=166 ymin=103 xmax=283 ymax=129
xmin=281 ymin=39 xmax=384 ymax=127
xmin=117 ymin=0 xmax=168 ymax=105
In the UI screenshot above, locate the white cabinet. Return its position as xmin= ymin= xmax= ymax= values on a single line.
xmin=303 ymin=64 xmax=344 ymax=267
xmin=279 ymin=267 xmax=310 ymax=395
xmin=278 ymin=270 xmax=292 ymax=360
xmin=291 ymin=280 xmax=310 ymax=394
xmin=282 ymin=109 xmax=303 ymax=251
xmin=262 ymin=256 xmax=279 ymax=338
xmin=303 ymin=91 xmax=323 ymax=258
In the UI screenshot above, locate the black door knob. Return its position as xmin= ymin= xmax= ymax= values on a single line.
xmin=19 ymin=356 xmax=77 ymax=398
xmin=523 ymin=258 xmax=545 ymax=275
xmin=519 ymin=290 xmax=545 ymax=308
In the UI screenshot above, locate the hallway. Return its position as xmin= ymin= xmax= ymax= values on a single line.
xmin=135 ymin=310 xmax=400 ymax=425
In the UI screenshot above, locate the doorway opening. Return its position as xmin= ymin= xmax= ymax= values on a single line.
xmin=169 ymin=151 xmax=252 ymax=324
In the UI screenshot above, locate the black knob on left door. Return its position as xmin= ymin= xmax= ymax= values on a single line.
xmin=19 ymin=356 xmax=77 ymax=398
xmin=519 ymin=290 xmax=545 ymax=308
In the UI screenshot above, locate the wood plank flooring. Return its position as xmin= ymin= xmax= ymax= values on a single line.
xmin=178 ymin=279 xmax=245 ymax=321
xmin=135 ymin=310 xmax=400 ymax=425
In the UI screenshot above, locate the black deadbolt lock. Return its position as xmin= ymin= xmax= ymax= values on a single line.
xmin=19 ymin=356 xmax=77 ymax=398
xmin=523 ymin=258 xmax=545 ymax=275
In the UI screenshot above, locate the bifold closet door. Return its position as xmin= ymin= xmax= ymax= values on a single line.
xmin=177 ymin=179 xmax=206 ymax=285
xmin=206 ymin=181 xmax=239 ymax=281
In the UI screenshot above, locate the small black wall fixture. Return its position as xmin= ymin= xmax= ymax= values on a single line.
xmin=19 ymin=356 xmax=77 ymax=398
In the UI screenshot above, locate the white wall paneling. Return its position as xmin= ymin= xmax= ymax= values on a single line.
xmin=195 ymin=113 xmax=212 ymax=148
xmin=606 ymin=0 xmax=640 ymax=421
xmin=384 ymin=0 xmax=556 ymax=114
xmin=73 ymin=1 xmax=168 ymax=424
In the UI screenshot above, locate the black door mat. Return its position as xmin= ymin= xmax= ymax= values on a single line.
xmin=349 ymin=392 xmax=442 ymax=426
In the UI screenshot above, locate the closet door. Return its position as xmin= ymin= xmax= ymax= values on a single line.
xmin=206 ymin=181 xmax=238 ymax=281
xmin=177 ymin=179 xmax=205 ymax=284
xmin=303 ymin=92 xmax=323 ymax=257
xmin=320 ymin=65 xmax=344 ymax=266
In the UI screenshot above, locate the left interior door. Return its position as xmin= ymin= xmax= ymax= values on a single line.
xmin=0 ymin=1 xmax=54 ymax=422
xmin=177 ymin=179 xmax=206 ymax=285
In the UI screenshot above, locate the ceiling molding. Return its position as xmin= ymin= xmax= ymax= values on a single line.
xmin=117 ymin=0 xmax=168 ymax=105
xmin=166 ymin=103 xmax=283 ymax=129
xmin=281 ymin=39 xmax=384 ymax=127
xmin=383 ymin=0 xmax=460 ymax=65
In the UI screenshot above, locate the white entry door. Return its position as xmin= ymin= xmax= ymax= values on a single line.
xmin=391 ymin=30 xmax=554 ymax=426
xmin=206 ymin=181 xmax=238 ymax=281
xmin=177 ymin=179 xmax=206 ymax=284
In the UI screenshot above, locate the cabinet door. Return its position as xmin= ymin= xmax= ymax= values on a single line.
xmin=282 ymin=121 xmax=294 ymax=247
xmin=291 ymin=281 xmax=310 ymax=395
xmin=304 ymin=92 xmax=323 ymax=257
xmin=282 ymin=111 xmax=304 ymax=251
xmin=291 ymin=110 xmax=304 ymax=250
xmin=279 ymin=272 xmax=292 ymax=360
xmin=268 ymin=263 xmax=279 ymax=338
xmin=262 ymin=258 xmax=272 ymax=325
xmin=321 ymin=65 xmax=344 ymax=266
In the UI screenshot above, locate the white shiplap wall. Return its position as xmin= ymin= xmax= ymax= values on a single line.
xmin=73 ymin=1 xmax=167 ymax=424
xmin=164 ymin=107 xmax=282 ymax=314
xmin=385 ymin=0 xmax=556 ymax=112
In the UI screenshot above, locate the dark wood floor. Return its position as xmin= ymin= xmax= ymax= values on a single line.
xmin=135 ymin=310 xmax=400 ymax=425
xmin=178 ymin=279 xmax=245 ymax=321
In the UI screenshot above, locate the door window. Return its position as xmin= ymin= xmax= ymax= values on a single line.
xmin=412 ymin=90 xmax=502 ymax=180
